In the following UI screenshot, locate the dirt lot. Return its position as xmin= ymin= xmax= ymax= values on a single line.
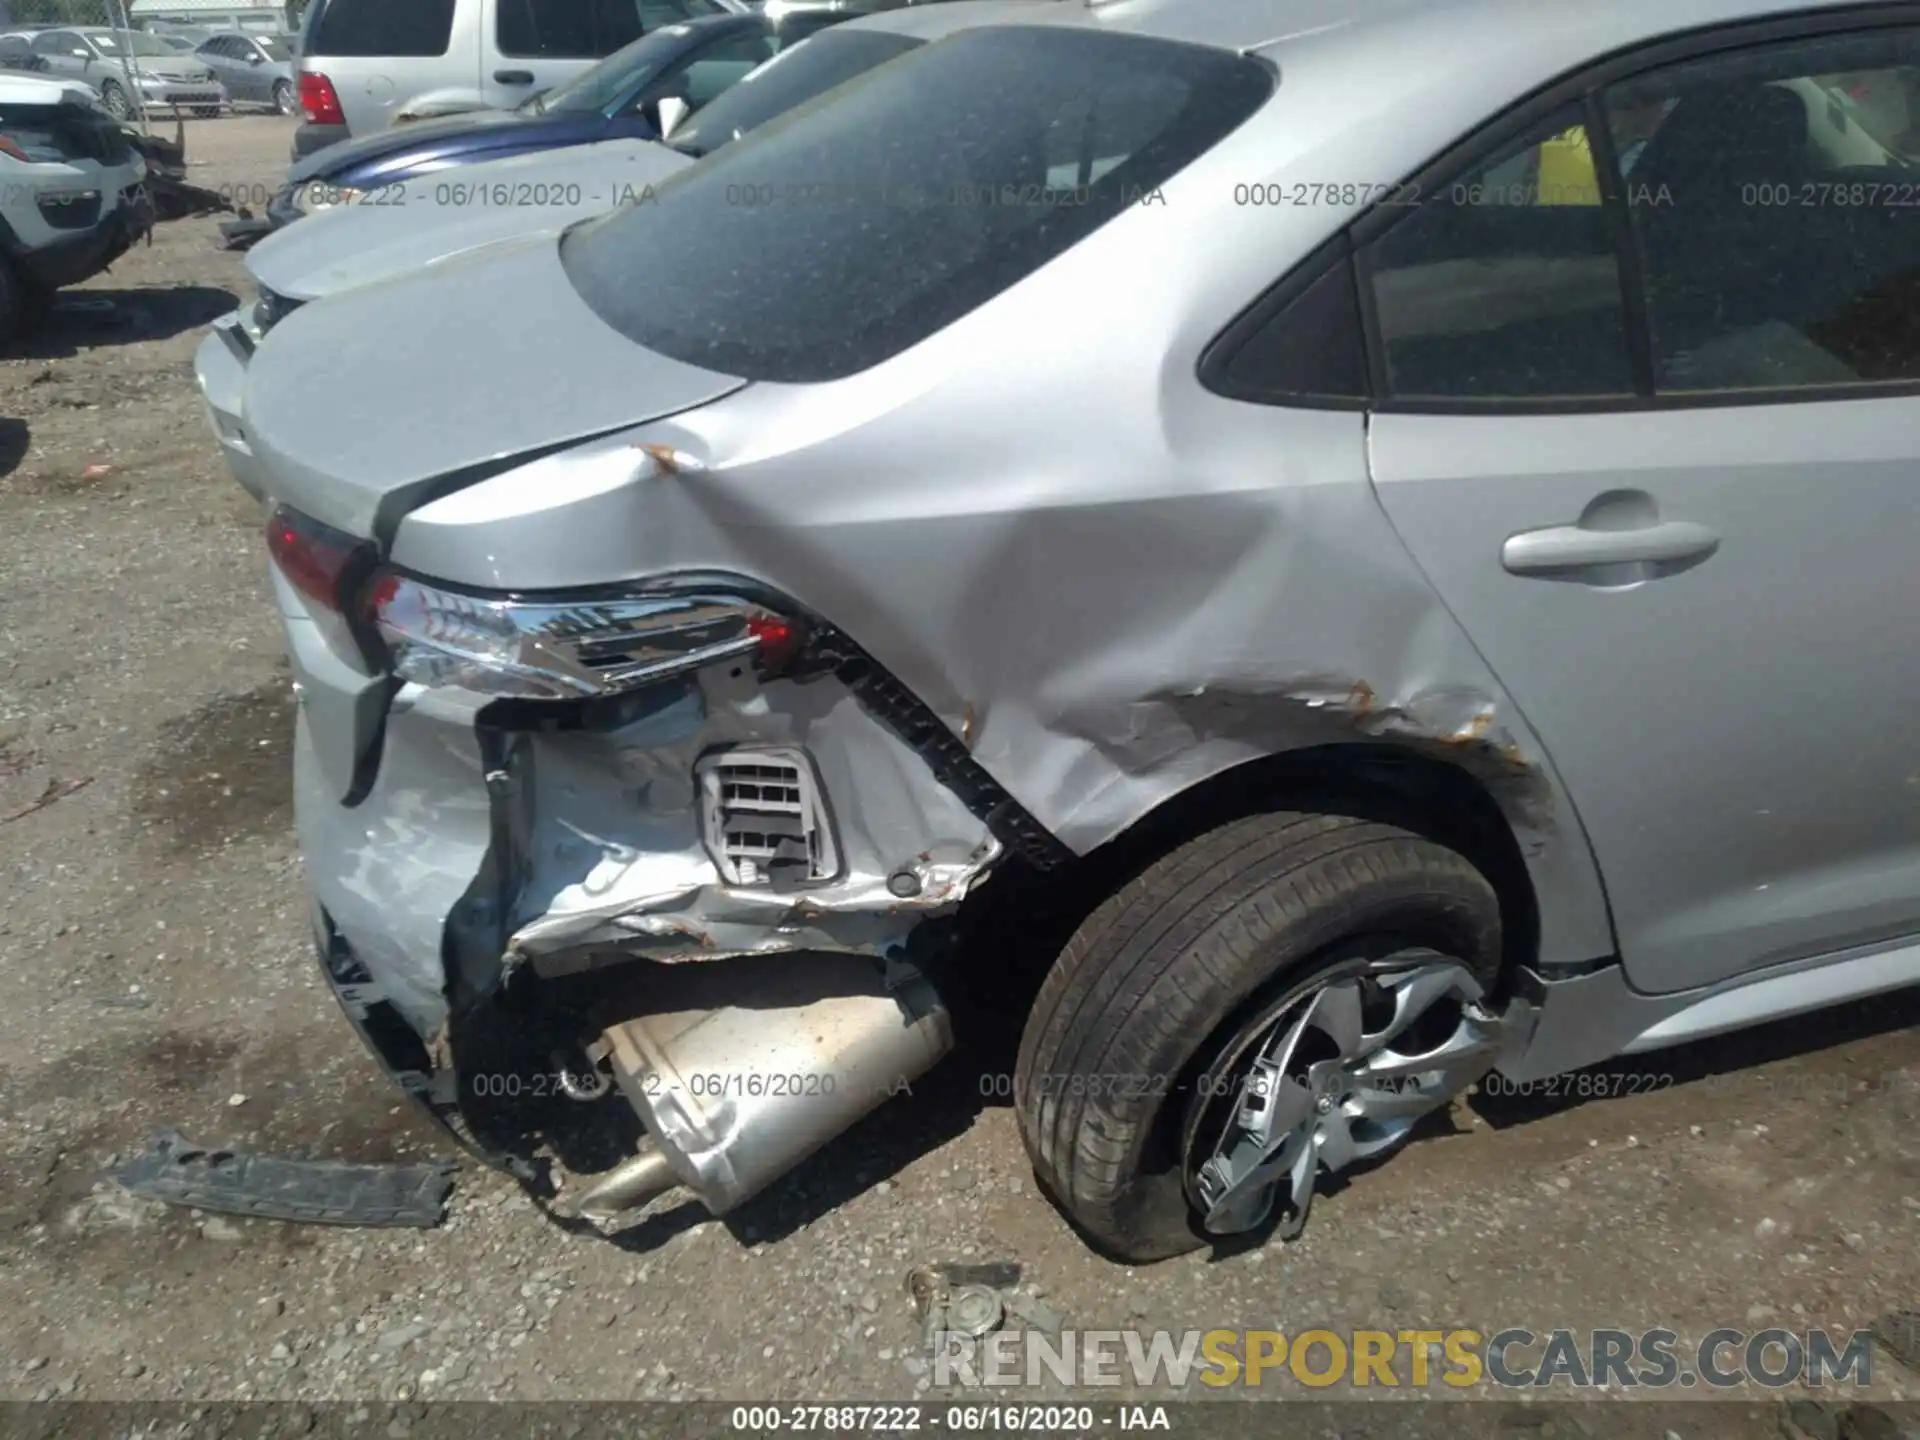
xmin=1 ymin=114 xmax=1918 ymax=1420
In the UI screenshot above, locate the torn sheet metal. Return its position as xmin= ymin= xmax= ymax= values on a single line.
xmin=500 ymin=660 xmax=1001 ymax=976
xmin=115 ymin=1128 xmax=456 ymax=1228
xmin=386 ymin=351 xmax=1615 ymax=969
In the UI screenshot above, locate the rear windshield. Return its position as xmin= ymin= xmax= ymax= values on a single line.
xmin=562 ymin=26 xmax=1272 ymax=383
xmin=306 ymin=0 xmax=455 ymax=58
xmin=667 ymin=28 xmax=920 ymax=159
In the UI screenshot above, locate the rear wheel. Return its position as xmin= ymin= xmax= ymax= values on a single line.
xmin=273 ymin=80 xmax=296 ymax=117
xmin=1015 ymin=811 xmax=1505 ymax=1261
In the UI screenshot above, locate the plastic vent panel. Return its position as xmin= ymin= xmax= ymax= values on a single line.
xmin=696 ymin=747 xmax=840 ymax=891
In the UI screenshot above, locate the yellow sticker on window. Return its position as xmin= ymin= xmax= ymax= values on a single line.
xmin=1536 ymin=127 xmax=1601 ymax=205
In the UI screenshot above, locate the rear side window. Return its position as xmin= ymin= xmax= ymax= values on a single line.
xmin=498 ymin=0 xmax=723 ymax=60
xmin=1202 ymin=239 xmax=1370 ymax=405
xmin=562 ymin=27 xmax=1273 ymax=383
xmin=1363 ymin=105 xmax=1636 ymax=400
xmin=306 ymin=0 xmax=455 ymax=58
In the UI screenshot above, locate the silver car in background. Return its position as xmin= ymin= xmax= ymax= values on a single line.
xmin=194 ymin=31 xmax=295 ymax=115
xmin=204 ymin=0 xmax=1920 ymax=1260
xmin=29 ymin=24 xmax=225 ymax=118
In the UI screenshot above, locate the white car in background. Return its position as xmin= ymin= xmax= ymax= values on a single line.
xmin=202 ymin=3 xmax=1025 ymax=497
xmin=0 ymin=71 xmax=151 ymax=339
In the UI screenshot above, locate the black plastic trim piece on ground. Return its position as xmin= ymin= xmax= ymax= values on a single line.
xmin=114 ymin=1128 xmax=455 ymax=1228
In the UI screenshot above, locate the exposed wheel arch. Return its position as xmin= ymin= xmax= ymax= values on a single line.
xmin=1053 ymin=743 xmax=1542 ymax=995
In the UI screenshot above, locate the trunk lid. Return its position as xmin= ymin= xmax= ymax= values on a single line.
xmin=251 ymin=138 xmax=690 ymax=303
xmin=242 ymin=229 xmax=745 ymax=541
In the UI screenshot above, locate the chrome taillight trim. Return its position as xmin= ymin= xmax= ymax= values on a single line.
xmin=368 ymin=576 xmax=795 ymax=701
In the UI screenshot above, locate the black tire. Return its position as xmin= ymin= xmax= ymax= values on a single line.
xmin=0 ymin=259 xmax=22 ymax=348
xmin=273 ymin=80 xmax=296 ymax=117
xmin=100 ymin=81 xmax=132 ymax=121
xmin=16 ymin=277 xmax=52 ymax=337
xmin=1015 ymin=811 xmax=1502 ymax=1261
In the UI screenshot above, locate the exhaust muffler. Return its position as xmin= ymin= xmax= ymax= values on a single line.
xmin=574 ymin=954 xmax=952 ymax=1220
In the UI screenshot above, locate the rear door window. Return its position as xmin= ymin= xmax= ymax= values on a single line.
xmin=562 ymin=26 xmax=1273 ymax=383
xmin=306 ymin=0 xmax=456 ymax=57
xmin=1362 ymin=105 xmax=1637 ymax=400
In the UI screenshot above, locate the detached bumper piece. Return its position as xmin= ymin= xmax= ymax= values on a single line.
xmin=115 ymin=1127 xmax=456 ymax=1228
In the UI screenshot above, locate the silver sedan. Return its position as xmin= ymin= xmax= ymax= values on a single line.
xmin=201 ymin=0 xmax=1920 ymax=1259
xmin=194 ymin=32 xmax=296 ymax=116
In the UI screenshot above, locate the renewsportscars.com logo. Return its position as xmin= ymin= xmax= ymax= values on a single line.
xmin=931 ymin=1327 xmax=1879 ymax=1390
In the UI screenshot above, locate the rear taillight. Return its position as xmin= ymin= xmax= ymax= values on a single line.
xmin=266 ymin=506 xmax=378 ymax=664
xmin=365 ymin=573 xmax=805 ymax=701
xmin=298 ymin=70 xmax=344 ymax=126
xmin=267 ymin=506 xmax=365 ymax=613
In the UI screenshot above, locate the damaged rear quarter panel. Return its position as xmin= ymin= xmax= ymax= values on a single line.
xmin=500 ymin=662 xmax=1000 ymax=973
xmin=388 ymin=156 xmax=1616 ymax=971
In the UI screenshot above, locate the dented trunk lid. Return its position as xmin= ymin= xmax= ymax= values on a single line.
xmin=240 ymin=230 xmax=747 ymax=542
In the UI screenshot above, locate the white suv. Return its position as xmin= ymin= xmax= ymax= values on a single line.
xmin=0 ymin=73 xmax=151 ymax=340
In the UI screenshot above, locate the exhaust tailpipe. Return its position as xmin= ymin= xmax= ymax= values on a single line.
xmin=574 ymin=954 xmax=952 ymax=1221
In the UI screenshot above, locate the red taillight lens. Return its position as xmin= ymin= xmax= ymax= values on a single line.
xmin=266 ymin=506 xmax=366 ymax=615
xmin=298 ymin=71 xmax=344 ymax=127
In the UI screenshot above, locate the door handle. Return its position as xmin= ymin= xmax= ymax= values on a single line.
xmin=493 ymin=68 xmax=534 ymax=84
xmin=1502 ymin=519 xmax=1720 ymax=574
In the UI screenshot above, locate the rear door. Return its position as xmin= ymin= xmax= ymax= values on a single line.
xmin=197 ymin=37 xmax=242 ymax=100
xmin=228 ymin=37 xmax=271 ymax=103
xmin=479 ymin=0 xmax=724 ymax=110
xmin=1361 ymin=16 xmax=1920 ymax=995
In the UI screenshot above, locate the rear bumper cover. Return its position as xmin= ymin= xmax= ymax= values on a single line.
xmin=291 ymin=121 xmax=348 ymax=161
xmin=292 ymin=626 xmax=1011 ymax=1078
xmin=12 ymin=183 xmax=151 ymax=289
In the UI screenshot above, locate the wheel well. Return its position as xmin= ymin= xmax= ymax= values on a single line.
xmin=1065 ymin=744 xmax=1541 ymax=985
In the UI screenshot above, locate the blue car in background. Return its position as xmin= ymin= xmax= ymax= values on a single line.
xmin=265 ymin=6 xmax=850 ymax=228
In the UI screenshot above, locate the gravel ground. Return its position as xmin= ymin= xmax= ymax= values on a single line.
xmin=0 ymin=116 xmax=1918 ymax=1422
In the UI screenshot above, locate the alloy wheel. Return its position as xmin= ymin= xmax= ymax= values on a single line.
xmin=1182 ymin=947 xmax=1505 ymax=1239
